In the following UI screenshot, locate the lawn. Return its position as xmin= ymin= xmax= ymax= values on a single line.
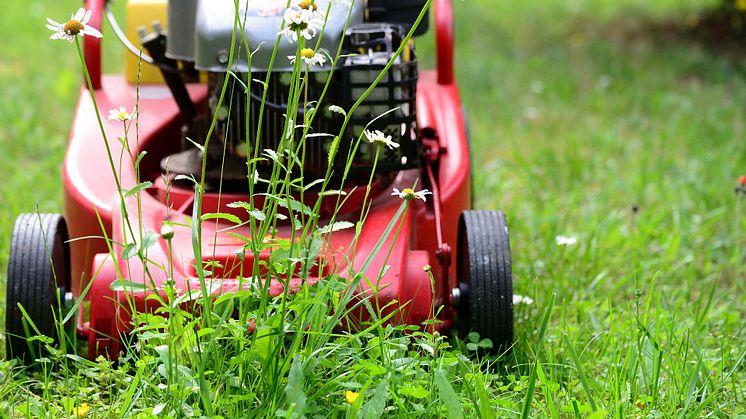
xmin=1 ymin=0 xmax=745 ymax=416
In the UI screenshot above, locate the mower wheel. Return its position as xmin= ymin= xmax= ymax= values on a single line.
xmin=456 ymin=210 xmax=513 ymax=352
xmin=5 ymin=213 xmax=72 ymax=363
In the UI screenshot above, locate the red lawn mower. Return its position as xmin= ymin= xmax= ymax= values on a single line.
xmin=5 ymin=0 xmax=513 ymax=363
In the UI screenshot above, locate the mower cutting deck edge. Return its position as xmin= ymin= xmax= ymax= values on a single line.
xmin=5 ymin=0 xmax=514 ymax=363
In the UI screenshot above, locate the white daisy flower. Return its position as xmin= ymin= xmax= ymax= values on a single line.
xmin=107 ymin=106 xmax=135 ymax=123
xmin=46 ymin=8 xmax=103 ymax=42
xmin=513 ymin=294 xmax=534 ymax=305
xmin=392 ymin=187 xmax=431 ymax=202
xmin=555 ymin=235 xmax=577 ymax=246
xmin=364 ymin=130 xmax=399 ymax=150
xmin=288 ymin=48 xmax=327 ymax=67
xmin=278 ymin=7 xmax=323 ymax=43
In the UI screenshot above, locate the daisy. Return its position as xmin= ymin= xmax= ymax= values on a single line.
xmin=555 ymin=235 xmax=577 ymax=246
xmin=278 ymin=7 xmax=323 ymax=43
xmin=392 ymin=187 xmax=431 ymax=202
xmin=364 ymin=129 xmax=399 ymax=150
xmin=46 ymin=8 xmax=103 ymax=42
xmin=288 ymin=48 xmax=327 ymax=67
xmin=513 ymin=294 xmax=534 ymax=305
xmin=107 ymin=106 xmax=135 ymax=123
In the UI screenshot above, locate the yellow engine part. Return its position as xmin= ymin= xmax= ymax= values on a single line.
xmin=125 ymin=0 xmax=168 ymax=84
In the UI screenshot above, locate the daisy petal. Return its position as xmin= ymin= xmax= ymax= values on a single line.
xmin=73 ymin=8 xmax=86 ymax=21
xmin=83 ymin=27 xmax=103 ymax=38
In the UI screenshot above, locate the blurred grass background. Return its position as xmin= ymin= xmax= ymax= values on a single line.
xmin=1 ymin=0 xmax=745 ymax=414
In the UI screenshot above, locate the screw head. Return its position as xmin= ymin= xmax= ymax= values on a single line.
xmin=451 ymin=287 xmax=461 ymax=305
xmin=217 ymin=50 xmax=229 ymax=65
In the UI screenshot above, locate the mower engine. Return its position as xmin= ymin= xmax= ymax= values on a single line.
xmin=153 ymin=0 xmax=425 ymax=189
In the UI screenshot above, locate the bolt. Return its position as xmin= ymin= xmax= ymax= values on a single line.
xmin=151 ymin=20 xmax=163 ymax=34
xmin=136 ymin=25 xmax=148 ymax=40
xmin=451 ymin=287 xmax=461 ymax=305
xmin=217 ymin=49 xmax=230 ymax=65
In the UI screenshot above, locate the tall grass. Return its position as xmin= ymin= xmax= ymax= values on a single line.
xmin=2 ymin=0 xmax=746 ymax=417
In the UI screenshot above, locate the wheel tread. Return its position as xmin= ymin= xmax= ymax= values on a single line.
xmin=5 ymin=213 xmax=70 ymax=363
xmin=458 ymin=210 xmax=514 ymax=352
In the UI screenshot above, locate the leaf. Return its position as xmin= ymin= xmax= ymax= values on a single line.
xmin=276 ymin=197 xmax=316 ymax=217
xmin=142 ymin=230 xmax=159 ymax=251
xmin=124 ymin=181 xmax=153 ymax=198
xmin=318 ymin=189 xmax=347 ymax=197
xmin=302 ymin=178 xmax=325 ymax=191
xmin=174 ymin=174 xmax=196 ymax=184
xmin=172 ymin=289 xmax=203 ymax=306
xmin=364 ymin=378 xmax=389 ymax=419
xmin=400 ymin=384 xmax=430 ymax=399
xmin=226 ymin=201 xmax=251 ymax=209
xmin=110 ymin=279 xmax=149 ymax=292
xmin=226 ymin=201 xmax=266 ymax=221
xmin=327 ymin=136 xmax=341 ymax=164
xmin=305 ymin=133 xmax=335 ymax=139
xmin=248 ymin=209 xmax=266 ymax=221
xmin=201 ymin=212 xmax=243 ymax=225
xmin=263 ymin=149 xmax=279 ymax=162
xmin=197 ymin=327 xmax=215 ymax=338
xmin=135 ymin=150 xmax=148 ymax=167
xmin=285 ymin=356 xmax=306 ymax=417
xmin=317 ymin=221 xmax=354 ymax=234
xmin=328 ymin=105 xmax=347 ymax=117
xmin=474 ymin=374 xmax=493 ymax=418
xmin=122 ymin=242 xmax=138 ymax=260
xmin=185 ymin=136 xmax=204 ymax=152
xmin=435 ymin=368 xmax=463 ymax=418
xmin=477 ymin=338 xmax=493 ymax=349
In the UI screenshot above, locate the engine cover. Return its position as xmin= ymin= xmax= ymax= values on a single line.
xmin=166 ymin=0 xmax=364 ymax=72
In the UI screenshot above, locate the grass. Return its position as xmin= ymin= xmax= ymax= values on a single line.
xmin=2 ymin=0 xmax=746 ymax=416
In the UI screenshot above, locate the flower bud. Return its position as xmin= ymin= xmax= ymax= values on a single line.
xmin=160 ymin=223 xmax=175 ymax=240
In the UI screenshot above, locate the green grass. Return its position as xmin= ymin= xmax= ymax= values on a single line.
xmin=2 ymin=0 xmax=746 ymax=416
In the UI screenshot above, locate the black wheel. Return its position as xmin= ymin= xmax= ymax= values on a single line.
xmin=5 ymin=213 xmax=72 ymax=363
xmin=456 ymin=210 xmax=513 ymax=352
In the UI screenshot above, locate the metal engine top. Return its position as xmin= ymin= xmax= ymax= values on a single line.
xmin=167 ymin=0 xmax=364 ymax=72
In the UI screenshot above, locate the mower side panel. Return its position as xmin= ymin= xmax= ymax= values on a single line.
xmin=416 ymin=70 xmax=471 ymax=295
xmin=62 ymin=76 xmax=206 ymax=296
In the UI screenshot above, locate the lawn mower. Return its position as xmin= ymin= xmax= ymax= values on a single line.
xmin=5 ymin=0 xmax=513 ymax=363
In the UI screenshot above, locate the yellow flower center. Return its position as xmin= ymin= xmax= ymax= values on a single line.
xmin=738 ymin=0 xmax=746 ymax=11
xmin=118 ymin=112 xmax=128 ymax=120
xmin=401 ymin=188 xmax=415 ymax=197
xmin=63 ymin=19 xmax=84 ymax=35
xmin=299 ymin=0 xmax=318 ymax=11
xmin=344 ymin=390 xmax=359 ymax=404
xmin=301 ymin=48 xmax=315 ymax=59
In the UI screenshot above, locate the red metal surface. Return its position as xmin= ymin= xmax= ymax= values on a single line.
xmin=435 ymin=0 xmax=454 ymax=85
xmin=83 ymin=0 xmax=104 ymax=90
xmin=62 ymin=0 xmax=470 ymax=359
